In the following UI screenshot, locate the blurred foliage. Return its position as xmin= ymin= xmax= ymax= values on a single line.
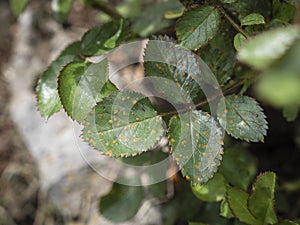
xmin=8 ymin=0 xmax=300 ymax=224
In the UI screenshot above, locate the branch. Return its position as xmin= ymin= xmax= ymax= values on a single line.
xmin=83 ymin=0 xmax=123 ymax=20
xmin=216 ymin=5 xmax=250 ymax=39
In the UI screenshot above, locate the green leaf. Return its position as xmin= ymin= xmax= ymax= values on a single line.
xmin=240 ymin=13 xmax=265 ymax=26
xmin=234 ymin=33 xmax=247 ymax=51
xmin=9 ymin=0 xmax=28 ymax=17
xmin=162 ymin=180 xmax=203 ymax=225
xmin=80 ymin=19 xmax=129 ymax=56
xmin=117 ymin=0 xmax=142 ymax=19
xmin=200 ymin=33 xmax=236 ymax=86
xmin=99 ymin=179 xmax=144 ymax=222
xmin=237 ymin=26 xmax=300 ymax=70
xmin=283 ymin=105 xmax=299 ymax=122
xmin=272 ymin=0 xmax=296 ymax=23
xmin=221 ymin=0 xmax=236 ymax=3
xmin=82 ymin=92 xmax=165 ymax=157
xmin=132 ymin=0 xmax=184 ymax=37
xmin=51 ymin=0 xmax=73 ymax=23
xmin=36 ymin=55 xmax=77 ymax=118
xmin=58 ymin=60 xmax=114 ymax=122
xmin=144 ymin=37 xmax=203 ymax=101
xmin=248 ymin=172 xmax=278 ymax=224
xmin=220 ymin=199 xmax=234 ymax=218
xmin=225 ymin=0 xmax=272 ymax=19
xmin=60 ymin=41 xmax=83 ymax=56
xmin=164 ymin=6 xmax=184 ymax=19
xmin=227 ymin=187 xmax=261 ymax=225
xmin=217 ymin=95 xmax=268 ymax=142
xmin=219 ymin=148 xmax=256 ymax=190
xmin=176 ymin=6 xmax=220 ymax=50
xmin=191 ymin=173 xmax=226 ymax=202
xmin=119 ymin=150 xmax=168 ymax=199
xmin=255 ymin=71 xmax=300 ymax=108
xmin=168 ymin=110 xmax=223 ymax=184
xmin=196 ymin=202 xmax=230 ymax=225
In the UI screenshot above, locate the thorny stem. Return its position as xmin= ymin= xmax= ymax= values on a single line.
xmin=216 ymin=5 xmax=250 ymax=39
xmin=83 ymin=0 xmax=123 ymax=19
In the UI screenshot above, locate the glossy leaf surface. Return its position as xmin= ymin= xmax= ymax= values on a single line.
xmin=36 ymin=55 xmax=77 ymax=118
xmin=58 ymin=60 xmax=114 ymax=122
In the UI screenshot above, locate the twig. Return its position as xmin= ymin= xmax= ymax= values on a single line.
xmin=83 ymin=0 xmax=123 ymax=19
xmin=159 ymin=79 xmax=244 ymax=117
xmin=216 ymin=5 xmax=250 ymax=39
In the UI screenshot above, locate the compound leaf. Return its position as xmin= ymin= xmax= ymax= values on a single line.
xmin=248 ymin=172 xmax=278 ymax=224
xmin=168 ymin=110 xmax=223 ymax=185
xmin=227 ymin=187 xmax=262 ymax=225
xmin=217 ymin=95 xmax=268 ymax=142
xmin=176 ymin=6 xmax=220 ymax=50
xmin=51 ymin=0 xmax=73 ymax=23
xmin=58 ymin=59 xmax=115 ymax=122
xmin=82 ymin=92 xmax=165 ymax=157
xmin=99 ymin=178 xmax=144 ymax=222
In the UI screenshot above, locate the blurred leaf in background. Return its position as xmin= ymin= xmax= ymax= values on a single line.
xmin=9 ymin=0 xmax=29 ymax=17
